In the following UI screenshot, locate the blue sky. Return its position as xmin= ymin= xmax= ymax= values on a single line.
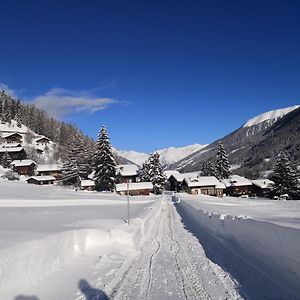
xmin=0 ymin=0 xmax=299 ymax=152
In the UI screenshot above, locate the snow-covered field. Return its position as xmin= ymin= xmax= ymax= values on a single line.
xmin=176 ymin=194 xmax=300 ymax=299
xmin=0 ymin=181 xmax=155 ymax=299
xmin=1 ymin=181 xmax=300 ymax=299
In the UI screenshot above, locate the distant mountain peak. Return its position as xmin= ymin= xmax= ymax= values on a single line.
xmin=116 ymin=143 xmax=207 ymax=168
xmin=243 ymin=105 xmax=300 ymax=128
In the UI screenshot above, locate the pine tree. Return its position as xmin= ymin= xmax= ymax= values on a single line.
xmin=94 ymin=126 xmax=116 ymax=192
xmin=1 ymin=151 xmax=12 ymax=168
xmin=148 ymin=152 xmax=166 ymax=194
xmin=139 ymin=158 xmax=151 ymax=182
xmin=61 ymin=131 xmax=89 ymax=187
xmin=215 ymin=142 xmax=231 ymax=179
xmin=269 ymin=152 xmax=300 ymax=199
xmin=201 ymin=161 xmax=217 ymax=177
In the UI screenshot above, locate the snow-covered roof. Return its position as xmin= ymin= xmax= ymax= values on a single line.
xmin=0 ymin=143 xmax=22 ymax=148
xmin=2 ymin=132 xmax=22 ymax=138
xmin=37 ymin=164 xmax=63 ymax=172
xmin=215 ymin=182 xmax=226 ymax=189
xmin=11 ymin=159 xmax=36 ymax=167
xmin=0 ymin=147 xmax=24 ymax=153
xmin=116 ymin=182 xmax=153 ymax=192
xmin=117 ymin=164 xmax=139 ymax=177
xmin=251 ymin=179 xmax=274 ymax=189
xmin=164 ymin=170 xmax=180 ymax=180
xmin=81 ymin=180 xmax=95 ymax=187
xmin=35 ymin=136 xmax=50 ymax=142
xmin=170 ymin=172 xmax=201 ymax=182
xmin=27 ymin=176 xmax=55 ymax=182
xmin=243 ymin=105 xmax=300 ymax=128
xmin=183 ymin=176 xmax=220 ymax=187
xmin=222 ymin=175 xmax=252 ymax=187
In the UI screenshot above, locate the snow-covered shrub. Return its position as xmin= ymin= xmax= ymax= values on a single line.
xmin=2 ymin=170 xmax=20 ymax=181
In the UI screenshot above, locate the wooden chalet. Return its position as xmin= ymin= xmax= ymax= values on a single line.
xmin=35 ymin=136 xmax=51 ymax=146
xmin=167 ymin=171 xmax=200 ymax=192
xmin=36 ymin=164 xmax=63 ymax=179
xmin=181 ymin=176 xmax=221 ymax=196
xmin=0 ymin=147 xmax=26 ymax=161
xmin=27 ymin=176 xmax=55 ymax=185
xmin=251 ymin=179 xmax=274 ymax=197
xmin=11 ymin=159 xmax=36 ymax=176
xmin=116 ymin=182 xmax=153 ymax=196
xmin=2 ymin=132 xmax=22 ymax=144
xmin=116 ymin=164 xmax=139 ymax=183
xmin=222 ymin=175 xmax=252 ymax=197
xmin=80 ymin=180 xmax=95 ymax=191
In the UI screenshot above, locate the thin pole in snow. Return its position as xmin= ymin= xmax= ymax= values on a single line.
xmin=127 ymin=180 xmax=130 ymax=225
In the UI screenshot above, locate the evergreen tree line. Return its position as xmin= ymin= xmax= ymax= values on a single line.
xmin=62 ymin=125 xmax=166 ymax=194
xmin=0 ymin=90 xmax=94 ymax=161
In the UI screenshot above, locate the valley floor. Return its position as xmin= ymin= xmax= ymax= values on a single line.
xmin=0 ymin=181 xmax=299 ymax=299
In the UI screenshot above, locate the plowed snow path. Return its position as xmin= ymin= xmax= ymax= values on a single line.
xmin=106 ymin=197 xmax=242 ymax=300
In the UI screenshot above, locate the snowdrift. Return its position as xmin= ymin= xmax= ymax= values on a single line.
xmin=176 ymin=199 xmax=300 ymax=298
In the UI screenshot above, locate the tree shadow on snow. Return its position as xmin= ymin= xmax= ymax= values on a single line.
xmin=79 ymin=279 xmax=109 ymax=300
xmin=174 ymin=203 xmax=298 ymax=300
xmin=14 ymin=296 xmax=39 ymax=300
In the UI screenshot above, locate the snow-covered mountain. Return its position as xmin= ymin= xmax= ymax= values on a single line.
xmin=116 ymin=144 xmax=207 ymax=168
xmin=170 ymin=105 xmax=300 ymax=178
xmin=243 ymin=105 xmax=300 ymax=127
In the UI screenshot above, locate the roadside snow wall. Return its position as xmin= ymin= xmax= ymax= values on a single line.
xmin=177 ymin=199 xmax=300 ymax=297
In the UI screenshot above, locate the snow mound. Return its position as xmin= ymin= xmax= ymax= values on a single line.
xmin=243 ymin=105 xmax=299 ymax=127
xmin=0 ymin=120 xmax=32 ymax=134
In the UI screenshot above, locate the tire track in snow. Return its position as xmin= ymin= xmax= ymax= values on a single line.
xmin=106 ymin=196 xmax=242 ymax=300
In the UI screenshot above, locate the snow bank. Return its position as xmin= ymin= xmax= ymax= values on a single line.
xmin=0 ymin=227 xmax=135 ymax=296
xmin=177 ymin=199 xmax=300 ymax=297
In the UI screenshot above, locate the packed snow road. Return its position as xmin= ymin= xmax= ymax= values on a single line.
xmin=102 ymin=196 xmax=242 ymax=300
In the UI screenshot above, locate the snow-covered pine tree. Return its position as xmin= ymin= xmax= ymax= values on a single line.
xmin=148 ymin=152 xmax=166 ymax=194
xmin=201 ymin=161 xmax=217 ymax=177
xmin=94 ymin=126 xmax=117 ymax=192
xmin=269 ymin=152 xmax=300 ymax=200
xmin=215 ymin=142 xmax=231 ymax=179
xmin=1 ymin=151 xmax=12 ymax=168
xmin=139 ymin=158 xmax=151 ymax=182
xmin=61 ymin=130 xmax=90 ymax=187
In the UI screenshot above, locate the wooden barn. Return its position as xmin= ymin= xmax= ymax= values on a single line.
xmin=116 ymin=164 xmax=139 ymax=183
xmin=11 ymin=159 xmax=36 ymax=176
xmin=0 ymin=147 xmax=26 ymax=161
xmin=251 ymin=179 xmax=274 ymax=197
xmin=181 ymin=176 xmax=220 ymax=196
xmin=36 ymin=164 xmax=63 ymax=179
xmin=222 ymin=175 xmax=252 ymax=197
xmin=27 ymin=176 xmax=56 ymax=185
xmin=116 ymin=182 xmax=153 ymax=196
xmin=167 ymin=171 xmax=200 ymax=192
xmin=80 ymin=180 xmax=95 ymax=191
xmin=2 ymin=133 xmax=22 ymax=144
xmin=35 ymin=136 xmax=51 ymax=146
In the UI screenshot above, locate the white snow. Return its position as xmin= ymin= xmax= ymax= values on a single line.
xmin=115 ymin=149 xmax=149 ymax=166
xmin=222 ymin=175 xmax=252 ymax=187
xmin=243 ymin=105 xmax=299 ymax=127
xmin=183 ymin=176 xmax=220 ymax=187
xmin=116 ymin=182 xmax=153 ymax=192
xmin=11 ymin=159 xmax=36 ymax=167
xmin=36 ymin=164 xmax=63 ymax=172
xmin=80 ymin=179 xmax=95 ymax=187
xmin=175 ymin=194 xmax=300 ymax=298
xmin=116 ymin=164 xmax=139 ymax=176
xmin=0 ymin=146 xmax=24 ymax=153
xmin=27 ymin=175 xmax=56 ymax=182
xmin=251 ymin=179 xmax=274 ymax=189
xmin=0 ymin=120 xmax=31 ymax=134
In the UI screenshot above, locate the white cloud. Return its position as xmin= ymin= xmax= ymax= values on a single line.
xmin=0 ymin=83 xmax=18 ymax=98
xmin=29 ymin=87 xmax=118 ymax=118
